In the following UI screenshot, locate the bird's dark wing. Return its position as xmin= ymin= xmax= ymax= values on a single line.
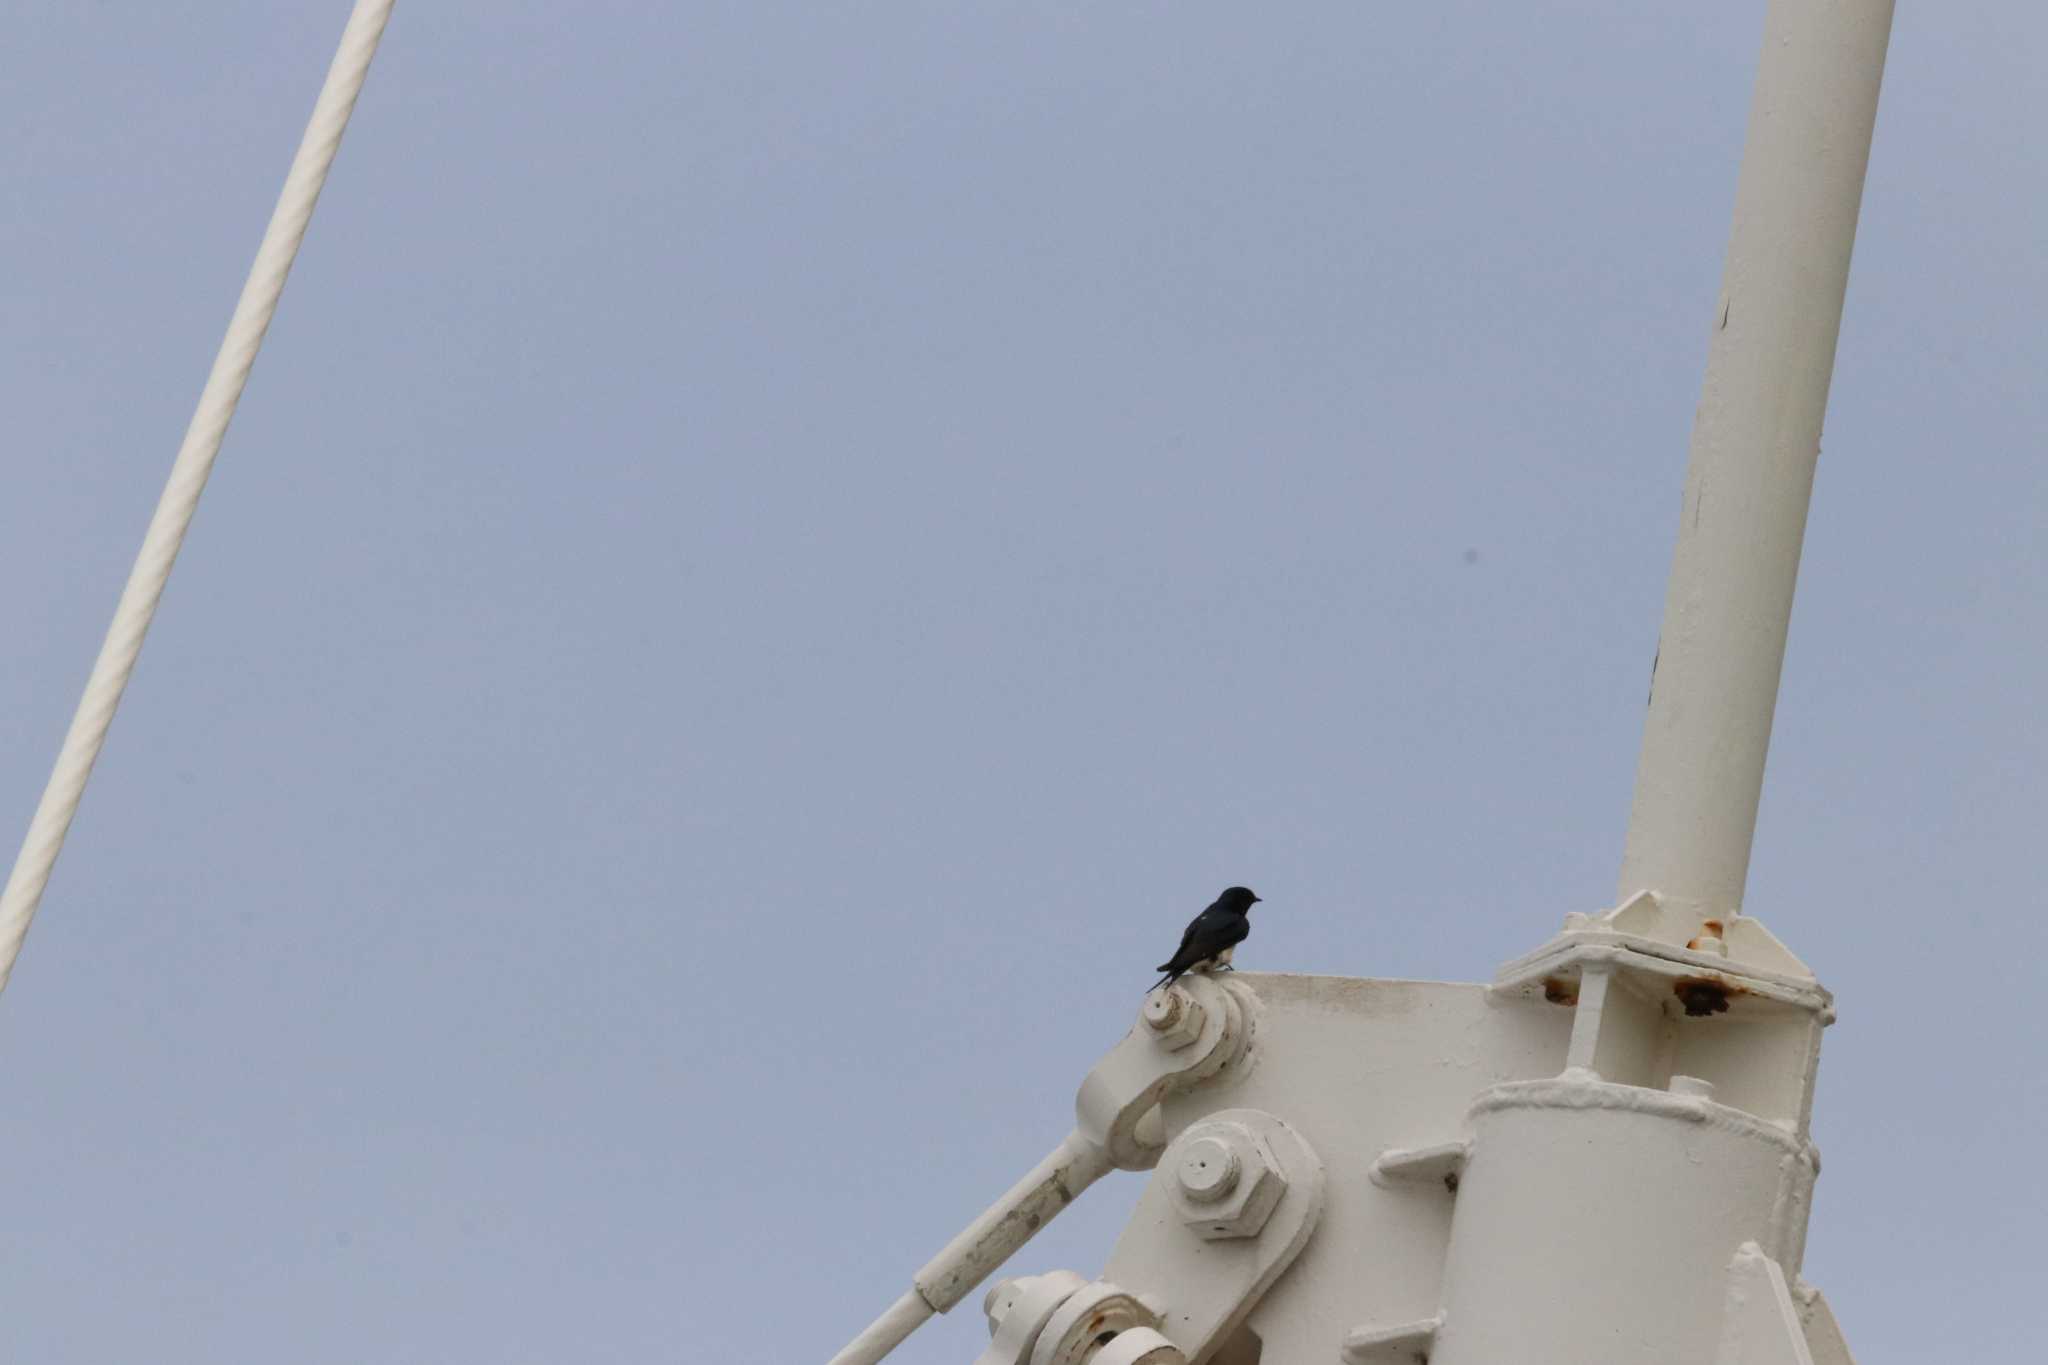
xmin=1156 ymin=904 xmax=1246 ymax=974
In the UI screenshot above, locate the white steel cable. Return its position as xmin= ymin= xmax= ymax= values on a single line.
xmin=0 ymin=0 xmax=397 ymax=998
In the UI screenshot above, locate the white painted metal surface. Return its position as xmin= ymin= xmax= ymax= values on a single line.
xmin=934 ymin=964 xmax=1849 ymax=1365
xmin=1619 ymin=0 xmax=1897 ymax=921
xmin=1125 ymin=976 xmax=1569 ymax=1362
xmin=0 ymin=0 xmax=398 ymax=997
xmin=1431 ymin=1078 xmax=1818 ymax=1362
xmin=1718 ymin=1243 xmax=1822 ymax=1365
xmin=1107 ymin=1107 xmax=1325 ymax=1357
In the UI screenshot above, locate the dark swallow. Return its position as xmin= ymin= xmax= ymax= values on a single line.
xmin=1152 ymin=886 xmax=1260 ymax=991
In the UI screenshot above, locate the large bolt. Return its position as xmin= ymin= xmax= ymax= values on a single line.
xmin=1142 ymin=984 xmax=1206 ymax=1050
xmin=1166 ymin=1121 xmax=1287 ymax=1240
xmin=1175 ymin=1136 xmax=1240 ymax=1204
xmin=1143 ymin=991 xmax=1182 ymax=1030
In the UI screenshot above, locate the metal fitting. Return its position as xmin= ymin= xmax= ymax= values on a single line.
xmin=1166 ymin=1120 xmax=1286 ymax=1240
xmin=1687 ymin=918 xmax=1731 ymax=958
xmin=1141 ymin=986 xmax=1206 ymax=1051
xmin=1090 ymin=1327 xmax=1188 ymax=1364
xmin=977 ymin=1270 xmax=1087 ymax=1365
xmin=1030 ymin=1281 xmax=1164 ymax=1365
xmin=1174 ymin=1136 xmax=1240 ymax=1204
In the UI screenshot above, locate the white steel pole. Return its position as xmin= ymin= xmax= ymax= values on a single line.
xmin=0 ymin=1 xmax=397 ymax=998
xmin=1617 ymin=0 xmax=1895 ymax=921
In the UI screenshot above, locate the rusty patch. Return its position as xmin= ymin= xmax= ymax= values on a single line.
xmin=1542 ymin=976 xmax=1578 ymax=1006
xmin=1673 ymin=975 xmax=1745 ymax=1017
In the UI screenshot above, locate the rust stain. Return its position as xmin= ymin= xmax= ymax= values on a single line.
xmin=1686 ymin=919 xmax=1727 ymax=952
xmin=1542 ymin=976 xmax=1579 ymax=1006
xmin=1673 ymin=974 xmax=1745 ymax=1017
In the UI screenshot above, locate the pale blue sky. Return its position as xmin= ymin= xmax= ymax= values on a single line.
xmin=1 ymin=4 xmax=2041 ymax=1361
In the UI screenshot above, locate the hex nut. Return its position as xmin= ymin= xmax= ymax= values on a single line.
xmin=1167 ymin=1122 xmax=1286 ymax=1239
xmin=1142 ymin=985 xmax=1206 ymax=1051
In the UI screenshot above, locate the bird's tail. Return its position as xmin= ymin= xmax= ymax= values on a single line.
xmin=1151 ymin=968 xmax=1176 ymax=992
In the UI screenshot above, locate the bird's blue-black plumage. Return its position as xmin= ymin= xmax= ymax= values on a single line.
xmin=1153 ymin=886 xmax=1260 ymax=989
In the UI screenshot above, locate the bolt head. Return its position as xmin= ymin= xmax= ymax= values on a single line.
xmin=1143 ymin=991 xmax=1181 ymax=1030
xmin=1175 ymin=1136 xmax=1240 ymax=1203
xmin=1141 ymin=984 xmax=1206 ymax=1050
xmin=1167 ymin=1121 xmax=1287 ymax=1239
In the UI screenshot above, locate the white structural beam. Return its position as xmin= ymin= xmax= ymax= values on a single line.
xmin=1618 ymin=0 xmax=1896 ymax=920
xmin=0 ymin=1 xmax=397 ymax=997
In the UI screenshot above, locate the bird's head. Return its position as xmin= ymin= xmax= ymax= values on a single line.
xmin=1220 ymin=886 xmax=1261 ymax=913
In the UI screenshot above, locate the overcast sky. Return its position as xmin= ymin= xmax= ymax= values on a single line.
xmin=1 ymin=4 xmax=2041 ymax=1361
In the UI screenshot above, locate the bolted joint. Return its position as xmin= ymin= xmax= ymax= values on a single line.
xmin=978 ymin=1269 xmax=1088 ymax=1364
xmin=1141 ymin=985 xmax=1206 ymax=1050
xmin=1166 ymin=1120 xmax=1286 ymax=1240
xmin=1029 ymin=1281 xmax=1164 ymax=1365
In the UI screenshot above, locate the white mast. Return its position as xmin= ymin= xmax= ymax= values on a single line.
xmin=1619 ymin=0 xmax=1897 ymax=922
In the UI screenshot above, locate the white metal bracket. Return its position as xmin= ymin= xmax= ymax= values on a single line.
xmin=1103 ymin=1108 xmax=1325 ymax=1363
xmin=1793 ymin=1282 xmax=1857 ymax=1365
xmin=1340 ymin=1315 xmax=1442 ymax=1365
xmin=1716 ymin=1243 xmax=1818 ymax=1365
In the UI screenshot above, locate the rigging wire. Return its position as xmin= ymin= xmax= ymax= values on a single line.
xmin=0 ymin=0 xmax=398 ymax=997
